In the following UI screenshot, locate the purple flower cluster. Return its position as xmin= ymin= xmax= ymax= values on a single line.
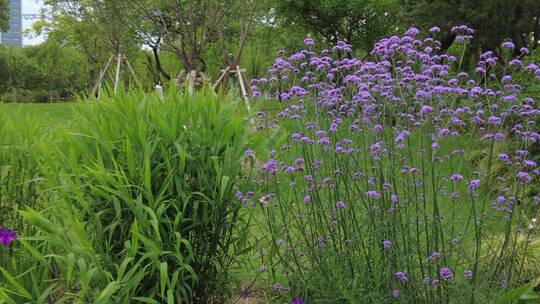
xmin=246 ymin=25 xmax=540 ymax=300
xmin=440 ymin=267 xmax=453 ymax=282
xmin=395 ymin=271 xmax=409 ymax=283
xmin=0 ymin=228 xmax=17 ymax=247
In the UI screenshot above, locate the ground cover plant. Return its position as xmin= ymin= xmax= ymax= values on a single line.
xmin=244 ymin=27 xmax=540 ymax=302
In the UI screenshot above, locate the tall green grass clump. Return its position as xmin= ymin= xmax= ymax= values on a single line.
xmin=4 ymin=91 xmax=252 ymax=303
xmin=0 ymin=112 xmax=56 ymax=303
xmin=0 ymin=112 xmax=43 ymax=231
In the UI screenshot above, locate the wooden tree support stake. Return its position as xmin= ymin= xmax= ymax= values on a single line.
xmin=236 ymin=65 xmax=251 ymax=111
xmin=91 ymin=53 xmax=142 ymax=100
xmin=212 ymin=66 xmax=252 ymax=112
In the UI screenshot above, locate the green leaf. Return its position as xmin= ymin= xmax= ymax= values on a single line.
xmin=37 ymin=283 xmax=61 ymax=304
xmin=0 ymin=267 xmax=32 ymax=299
xmin=519 ymin=290 xmax=540 ymax=302
xmin=19 ymin=239 xmax=46 ymax=265
xmin=497 ymin=283 xmax=534 ymax=304
xmin=97 ymin=281 xmax=120 ymax=303
xmin=66 ymin=252 xmax=75 ymax=287
xmin=0 ymin=288 xmax=17 ymax=304
xmin=160 ymin=262 xmax=169 ymax=299
xmin=132 ymin=297 xmax=161 ymax=304
xmin=167 ymin=289 xmax=175 ymax=304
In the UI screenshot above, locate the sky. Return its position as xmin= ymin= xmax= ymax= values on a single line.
xmin=21 ymin=0 xmax=46 ymax=46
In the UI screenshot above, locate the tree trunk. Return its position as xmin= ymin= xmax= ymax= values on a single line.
xmin=151 ymin=44 xmax=171 ymax=80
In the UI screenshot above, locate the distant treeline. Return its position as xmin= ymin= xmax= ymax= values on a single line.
xmin=1 ymin=0 xmax=539 ymax=103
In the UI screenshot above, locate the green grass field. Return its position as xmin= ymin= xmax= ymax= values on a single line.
xmin=0 ymin=103 xmax=78 ymax=127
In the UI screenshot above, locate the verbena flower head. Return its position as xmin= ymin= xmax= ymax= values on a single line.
xmin=365 ymin=191 xmax=381 ymax=199
xmin=244 ymin=149 xmax=255 ymax=159
xmin=450 ymin=174 xmax=463 ymax=182
xmin=0 ymin=228 xmax=17 ymax=247
xmin=292 ymin=299 xmax=305 ymax=304
xmin=517 ymin=172 xmax=532 ymax=183
xmin=440 ymin=267 xmax=453 ymax=282
xmin=429 ymin=26 xmax=441 ymax=33
xmin=395 ymin=271 xmax=409 ymax=283
xmin=501 ymin=41 xmax=515 ymax=50
xmin=468 ymin=179 xmax=481 ymax=194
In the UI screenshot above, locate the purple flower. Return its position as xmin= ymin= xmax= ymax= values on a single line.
xmin=429 ymin=26 xmax=441 ymax=33
xmin=419 ymin=105 xmax=433 ymax=115
xmin=365 ymin=191 xmax=381 ymax=199
xmin=244 ymin=149 xmax=255 ymax=159
xmin=383 ymin=240 xmax=393 ymax=249
xmin=304 ymin=195 xmax=311 ymax=203
xmin=395 ymin=271 xmax=409 ymax=283
xmin=304 ymin=38 xmax=315 ymax=46
xmin=260 ymin=194 xmax=274 ymax=206
xmin=516 ymin=150 xmax=529 ymax=157
xmin=292 ymin=299 xmax=304 ymax=304
xmin=373 ymin=124 xmax=383 ymax=133
xmin=450 ymin=174 xmax=463 ymax=182
xmin=468 ymin=179 xmax=481 ymax=194
xmin=428 ymin=251 xmax=441 ymax=262
xmin=336 ymin=201 xmax=347 ymax=209
xmin=0 ymin=228 xmax=17 ymax=247
xmin=524 ymin=160 xmax=537 ymax=168
xmin=440 ymin=267 xmax=453 ymax=282
xmin=262 ymin=159 xmax=277 ymax=175
xmin=501 ymin=41 xmax=515 ymax=50
xmin=488 ymin=116 xmax=502 ymax=126
xmin=405 ymin=27 xmax=420 ymax=36
xmin=235 ymin=192 xmax=243 ymax=200
xmin=464 ymin=270 xmax=473 ymax=279
xmin=273 ymin=283 xmax=282 ymax=293
xmin=392 ymin=290 xmax=400 ymax=298
xmin=517 ymin=172 xmax=532 ymax=183
xmin=498 ymin=154 xmax=511 ymax=164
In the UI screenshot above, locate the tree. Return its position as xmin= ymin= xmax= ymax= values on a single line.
xmin=401 ymin=0 xmax=540 ymax=55
xmin=123 ymin=0 xmax=235 ymax=73
xmin=38 ymin=0 xmax=143 ymax=89
xmin=274 ymin=0 xmax=399 ymax=53
xmin=0 ymin=0 xmax=8 ymax=31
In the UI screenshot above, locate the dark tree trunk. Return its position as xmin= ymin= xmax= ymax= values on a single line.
xmin=151 ymin=44 xmax=171 ymax=81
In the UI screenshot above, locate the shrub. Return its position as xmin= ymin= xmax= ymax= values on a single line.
xmin=2 ymin=91 xmax=252 ymax=303
xmin=246 ymin=26 xmax=540 ymax=302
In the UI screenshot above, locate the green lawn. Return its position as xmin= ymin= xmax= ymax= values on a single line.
xmin=0 ymin=103 xmax=78 ymax=127
xmin=0 ymin=103 xmax=75 ymax=124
